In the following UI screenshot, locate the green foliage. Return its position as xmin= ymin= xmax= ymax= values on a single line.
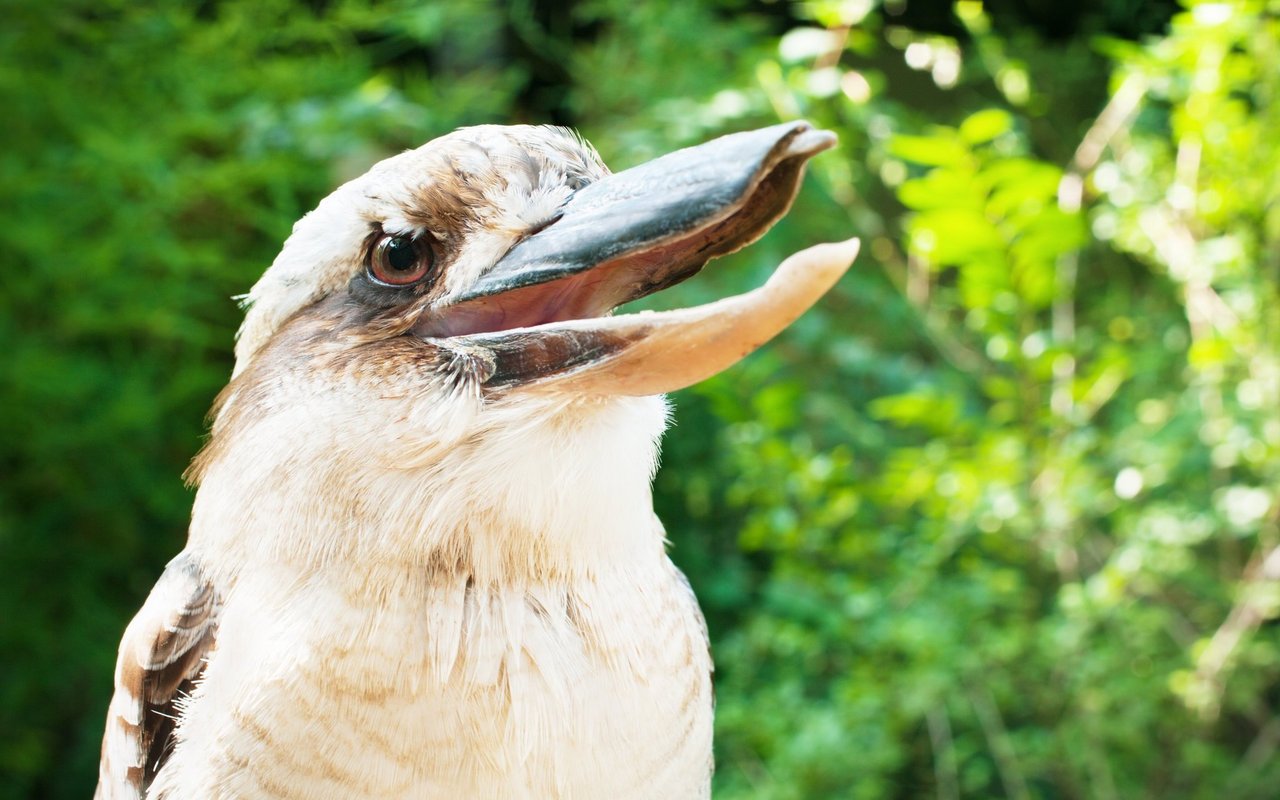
xmin=663 ymin=2 xmax=1280 ymax=797
xmin=4 ymin=1 xmax=1279 ymax=798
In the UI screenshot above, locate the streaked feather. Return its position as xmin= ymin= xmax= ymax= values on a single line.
xmin=95 ymin=553 xmax=220 ymax=799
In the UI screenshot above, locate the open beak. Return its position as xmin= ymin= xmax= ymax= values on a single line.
xmin=422 ymin=121 xmax=858 ymax=395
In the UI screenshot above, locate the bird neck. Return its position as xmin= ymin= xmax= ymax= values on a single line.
xmin=188 ymin=393 xmax=671 ymax=587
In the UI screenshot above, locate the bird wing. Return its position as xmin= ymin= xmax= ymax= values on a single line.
xmin=95 ymin=552 xmax=221 ymax=800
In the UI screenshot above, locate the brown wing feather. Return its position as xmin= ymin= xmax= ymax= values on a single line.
xmin=95 ymin=553 xmax=220 ymax=799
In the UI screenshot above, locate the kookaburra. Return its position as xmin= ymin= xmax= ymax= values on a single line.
xmin=96 ymin=121 xmax=857 ymax=799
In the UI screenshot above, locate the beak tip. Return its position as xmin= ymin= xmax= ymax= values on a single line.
xmin=772 ymin=237 xmax=860 ymax=291
xmin=784 ymin=126 xmax=839 ymax=159
xmin=834 ymin=236 xmax=862 ymax=263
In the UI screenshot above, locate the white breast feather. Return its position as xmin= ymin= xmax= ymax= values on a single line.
xmin=149 ymin=392 xmax=713 ymax=799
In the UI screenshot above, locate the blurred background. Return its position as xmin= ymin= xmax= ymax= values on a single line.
xmin=4 ymin=0 xmax=1279 ymax=797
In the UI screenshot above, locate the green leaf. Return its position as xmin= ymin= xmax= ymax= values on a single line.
xmin=957 ymin=254 xmax=1013 ymax=309
xmin=897 ymin=168 xmax=985 ymax=211
xmin=867 ymin=390 xmax=962 ymax=434
xmin=959 ymin=109 xmax=1013 ymax=144
xmin=908 ymin=209 xmax=1004 ymax=263
xmin=985 ymin=160 xmax=1064 ymax=217
xmin=888 ymin=132 xmax=969 ymax=167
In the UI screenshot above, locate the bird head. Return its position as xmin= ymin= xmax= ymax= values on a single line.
xmin=189 ymin=122 xmax=855 ymax=572
xmin=231 ymin=121 xmax=850 ymax=395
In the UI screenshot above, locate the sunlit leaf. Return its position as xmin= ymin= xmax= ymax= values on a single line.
xmin=897 ymin=168 xmax=985 ymax=210
xmin=908 ymin=208 xmax=1004 ymax=263
xmin=959 ymin=108 xmax=1013 ymax=144
xmin=888 ymin=132 xmax=969 ymax=166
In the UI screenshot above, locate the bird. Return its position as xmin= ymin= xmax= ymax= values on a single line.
xmin=95 ymin=121 xmax=858 ymax=799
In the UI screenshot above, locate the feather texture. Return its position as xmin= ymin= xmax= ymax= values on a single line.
xmin=96 ymin=554 xmax=220 ymax=799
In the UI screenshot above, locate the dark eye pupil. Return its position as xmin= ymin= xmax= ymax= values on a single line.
xmin=385 ymin=237 xmax=417 ymax=272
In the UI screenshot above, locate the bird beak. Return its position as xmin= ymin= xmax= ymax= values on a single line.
xmin=424 ymin=121 xmax=859 ymax=395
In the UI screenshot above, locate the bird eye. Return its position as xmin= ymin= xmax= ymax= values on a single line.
xmin=368 ymin=234 xmax=434 ymax=286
